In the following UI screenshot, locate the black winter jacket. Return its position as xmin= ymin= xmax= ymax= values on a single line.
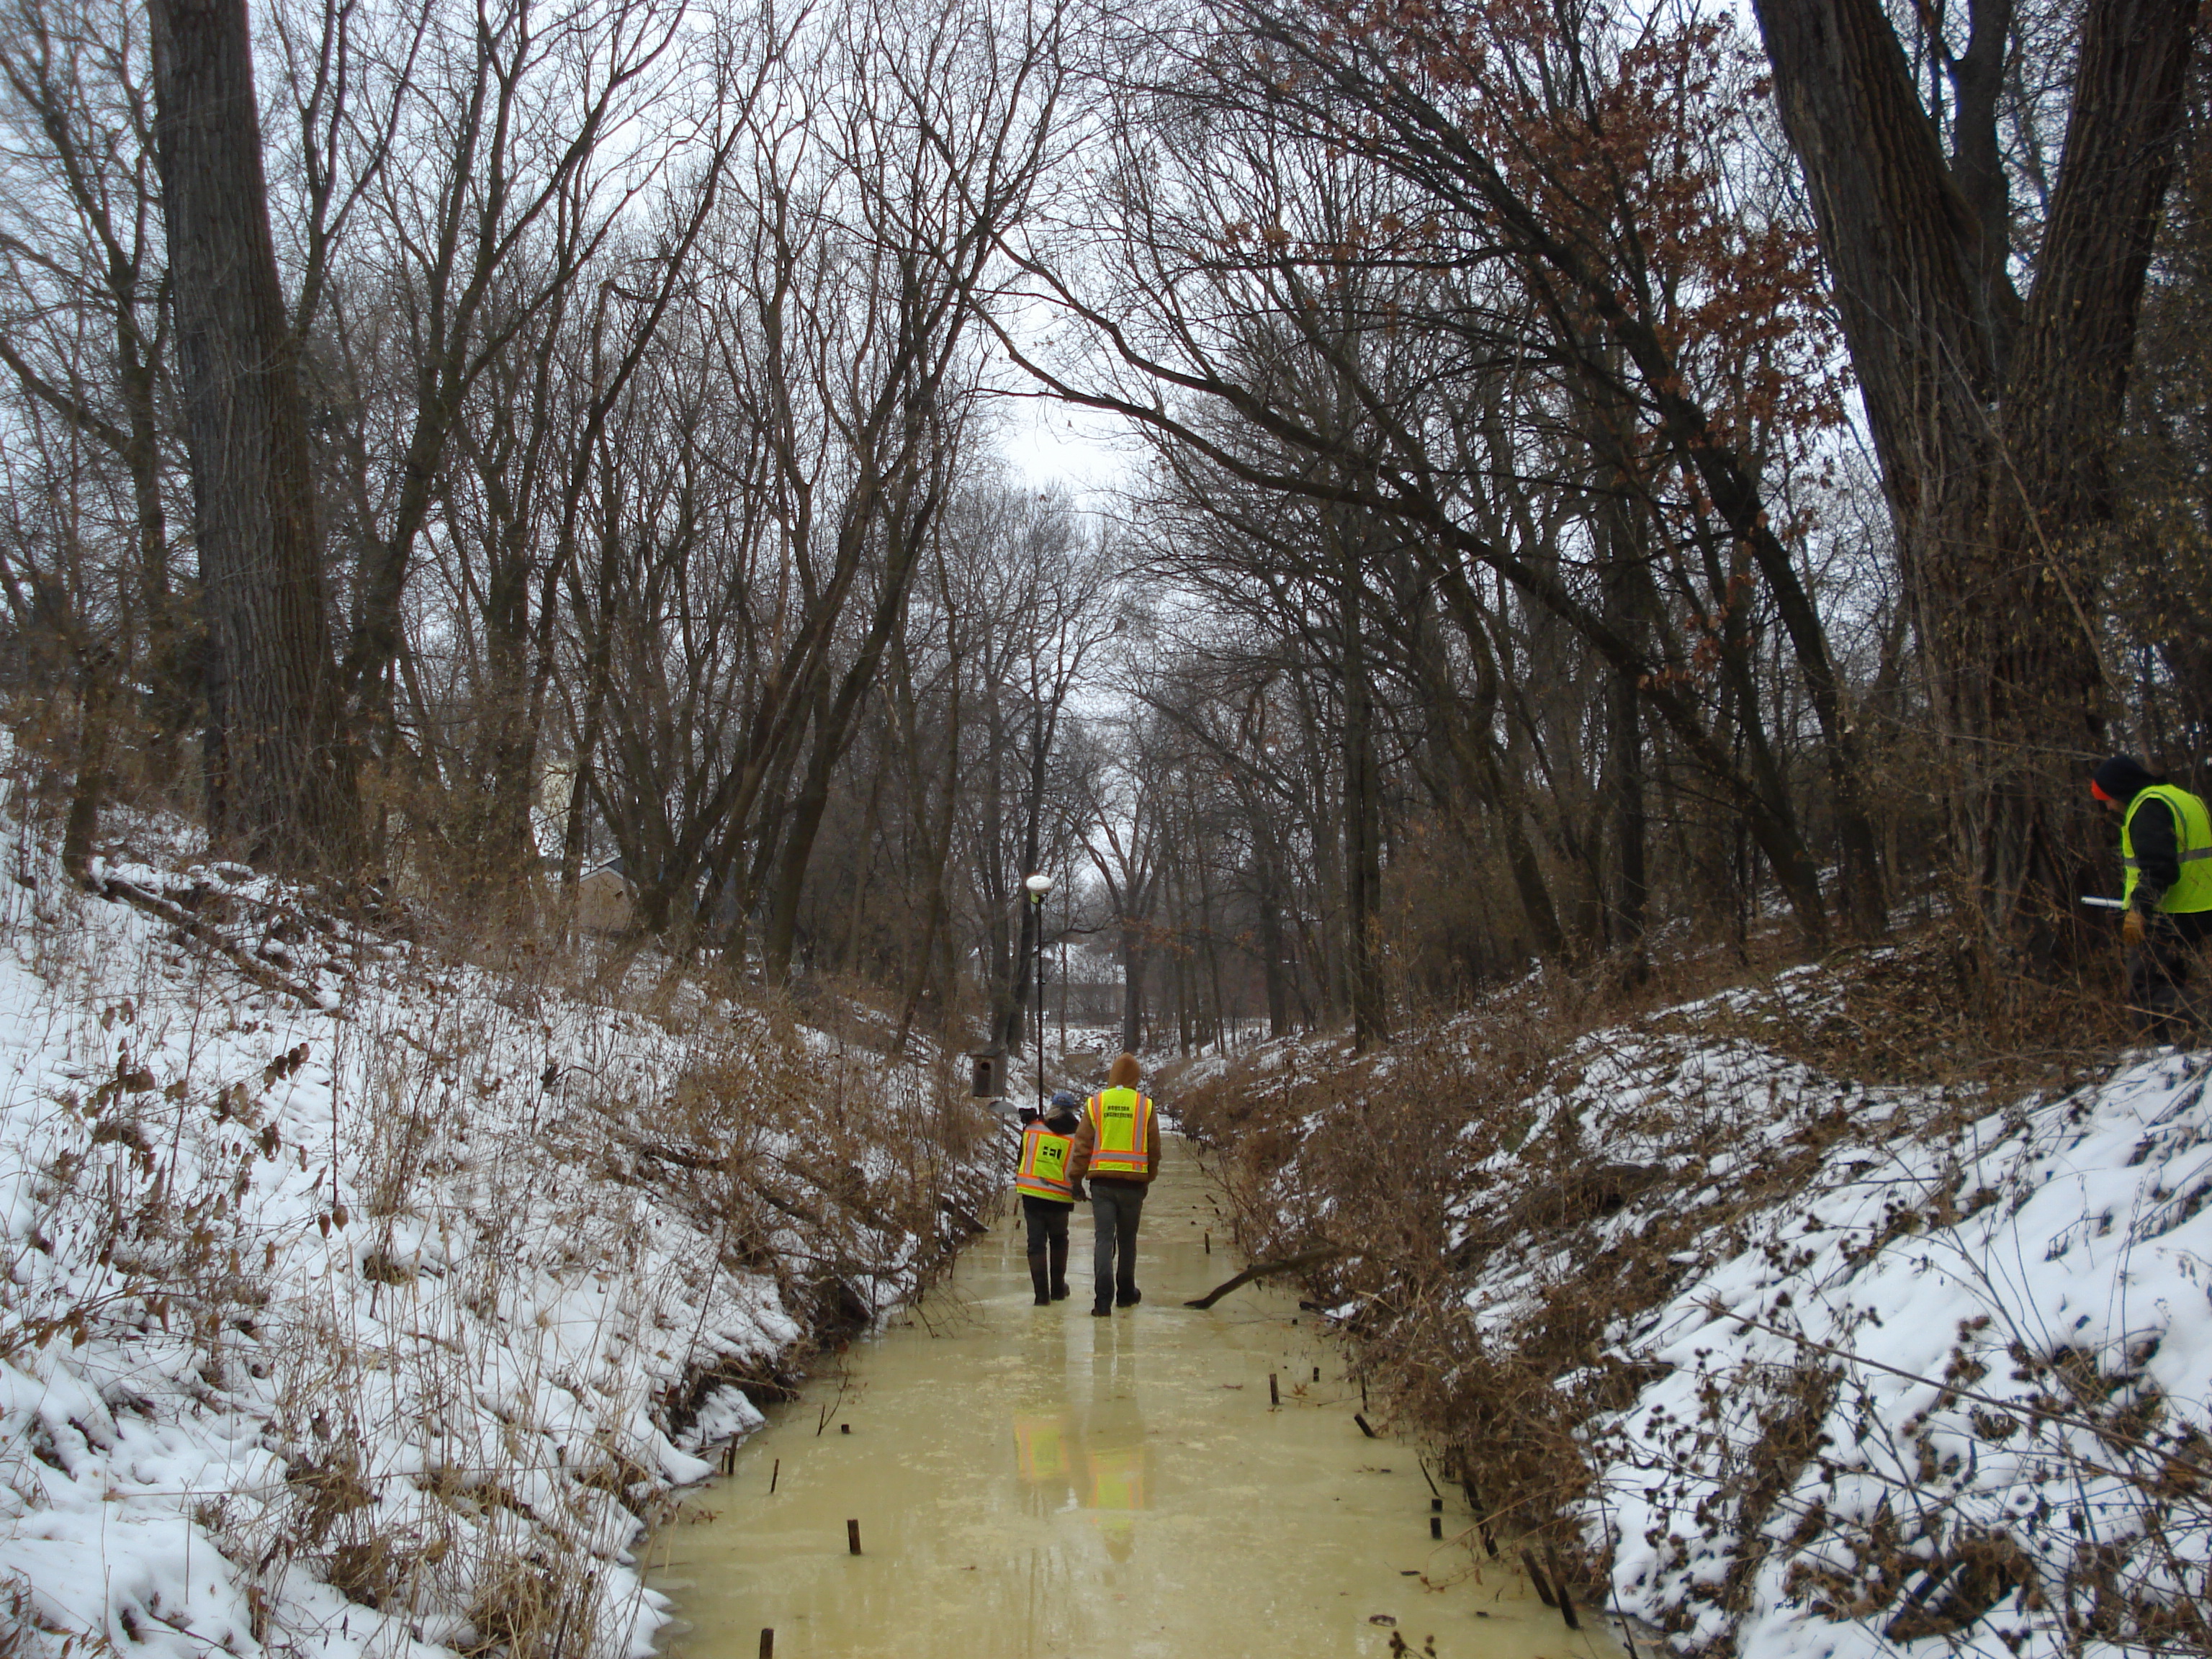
xmin=2128 ymin=795 xmax=2182 ymax=915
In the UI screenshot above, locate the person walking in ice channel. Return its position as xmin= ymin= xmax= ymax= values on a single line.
xmin=1067 ymin=1053 xmax=1161 ymax=1317
xmin=1015 ymin=1092 xmax=1082 ymax=1305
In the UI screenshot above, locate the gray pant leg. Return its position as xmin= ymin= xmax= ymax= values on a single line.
xmin=1022 ymin=1196 xmax=1063 ymax=1254
xmin=1112 ymin=1189 xmax=1143 ymax=1299
xmin=1091 ymin=1184 xmax=1144 ymax=1305
xmin=1091 ymin=1192 xmax=1118 ymax=1307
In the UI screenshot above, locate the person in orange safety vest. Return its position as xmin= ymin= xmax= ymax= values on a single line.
xmin=1067 ymin=1053 xmax=1162 ymax=1317
xmin=1014 ymin=1092 xmax=1082 ymax=1305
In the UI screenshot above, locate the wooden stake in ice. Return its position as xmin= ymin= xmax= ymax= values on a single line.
xmin=1521 ymin=1548 xmax=1557 ymax=1608
xmin=1545 ymin=1542 xmax=1582 ymax=1630
xmin=759 ymin=1632 xmax=774 ymax=1659
xmin=847 ymin=1519 xmax=863 ymax=1555
xmin=1461 ymin=1477 xmax=1500 ymax=1557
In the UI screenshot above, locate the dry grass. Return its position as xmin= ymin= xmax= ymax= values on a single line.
xmin=1177 ymin=932 xmax=2210 ymax=1656
xmin=0 ymin=734 xmax=997 ymax=1657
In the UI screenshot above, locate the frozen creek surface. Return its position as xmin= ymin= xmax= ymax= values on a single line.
xmin=651 ymin=1141 xmax=1606 ymax=1659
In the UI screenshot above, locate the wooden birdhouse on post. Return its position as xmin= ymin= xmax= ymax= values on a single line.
xmin=970 ymin=1051 xmax=1002 ymax=1100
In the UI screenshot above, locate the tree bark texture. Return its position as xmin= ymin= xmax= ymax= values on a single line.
xmin=148 ymin=0 xmax=351 ymax=871
xmin=1338 ymin=533 xmax=1387 ymax=1051
xmin=1118 ymin=921 xmax=1146 ymax=1053
xmin=1750 ymin=0 xmax=2198 ymax=940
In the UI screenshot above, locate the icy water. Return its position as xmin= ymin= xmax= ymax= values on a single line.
xmin=649 ymin=1144 xmax=1611 ymax=1659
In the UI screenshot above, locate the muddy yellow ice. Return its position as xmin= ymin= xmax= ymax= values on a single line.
xmin=651 ymin=1143 xmax=1606 ymax=1659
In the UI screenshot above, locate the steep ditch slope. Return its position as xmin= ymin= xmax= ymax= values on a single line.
xmin=0 ymin=801 xmax=994 ymax=1658
xmin=1178 ymin=953 xmax=2212 ymax=1659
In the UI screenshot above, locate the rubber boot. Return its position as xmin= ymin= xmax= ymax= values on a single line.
xmin=1048 ymin=1236 xmax=1070 ymax=1300
xmin=1027 ymin=1251 xmax=1052 ymax=1307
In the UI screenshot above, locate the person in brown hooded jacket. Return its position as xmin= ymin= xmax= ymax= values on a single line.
xmin=1067 ymin=1053 xmax=1162 ymax=1316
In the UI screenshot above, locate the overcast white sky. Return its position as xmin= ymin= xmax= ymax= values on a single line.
xmin=997 ymin=390 xmax=1133 ymax=497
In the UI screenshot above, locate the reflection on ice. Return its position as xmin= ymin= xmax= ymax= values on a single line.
xmin=651 ymin=1148 xmax=1602 ymax=1659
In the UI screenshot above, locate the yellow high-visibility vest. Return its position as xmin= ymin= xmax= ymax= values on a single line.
xmin=1014 ymin=1414 xmax=1069 ymax=1482
xmin=1084 ymin=1087 xmax=1154 ymax=1179
xmin=2123 ymin=784 xmax=2212 ymax=913
xmin=1086 ymin=1442 xmax=1148 ymax=1511
xmin=1015 ymin=1122 xmax=1075 ymax=1202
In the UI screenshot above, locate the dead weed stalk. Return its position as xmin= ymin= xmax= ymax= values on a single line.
xmin=1179 ymin=936 xmax=2211 ymax=1657
xmin=0 ymin=742 xmax=994 ymax=1657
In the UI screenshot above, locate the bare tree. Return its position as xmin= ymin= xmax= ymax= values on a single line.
xmin=553 ymin=0 xmax=1068 ymax=955
xmin=953 ymin=487 xmax=1120 ymax=1051
xmin=999 ymin=0 xmax=1883 ymax=948
xmin=310 ymin=0 xmax=724 ymax=784
xmin=148 ymin=0 xmax=351 ymax=868
xmin=0 ymin=0 xmax=176 ymax=711
xmin=1749 ymin=0 xmax=2199 ymax=948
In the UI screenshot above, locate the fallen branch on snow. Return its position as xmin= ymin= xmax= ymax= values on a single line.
xmin=96 ymin=872 xmax=336 ymax=1011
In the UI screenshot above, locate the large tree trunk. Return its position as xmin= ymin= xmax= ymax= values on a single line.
xmin=1596 ymin=498 xmax=1650 ymax=961
xmin=1750 ymin=0 xmax=2196 ymax=947
xmin=148 ymin=0 xmax=351 ymax=871
xmin=893 ymin=647 xmax=963 ymax=1053
xmin=1118 ymin=921 xmax=1147 ymax=1053
xmin=1338 ymin=536 xmax=1388 ymax=1051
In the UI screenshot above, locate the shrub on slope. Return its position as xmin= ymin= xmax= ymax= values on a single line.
xmin=1180 ymin=952 xmax=2211 ymax=1659
xmin=0 ymin=801 xmax=993 ymax=1656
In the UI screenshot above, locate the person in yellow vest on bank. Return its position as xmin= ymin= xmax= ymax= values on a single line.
xmin=1015 ymin=1094 xmax=1083 ymax=1305
xmin=2093 ymin=755 xmax=2212 ymax=1031
xmin=1067 ymin=1053 xmax=1162 ymax=1317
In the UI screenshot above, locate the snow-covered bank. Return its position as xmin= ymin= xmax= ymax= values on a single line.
xmin=1587 ymin=1015 xmax=2211 ymax=1659
xmin=0 ymin=806 xmax=994 ymax=1656
xmin=1181 ymin=954 xmax=2212 ymax=1659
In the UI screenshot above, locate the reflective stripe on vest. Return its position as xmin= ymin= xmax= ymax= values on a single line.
xmin=1015 ymin=1123 xmax=1075 ymax=1202
xmin=2122 ymin=784 xmax=2212 ymax=914
xmin=1085 ymin=1087 xmax=1153 ymax=1178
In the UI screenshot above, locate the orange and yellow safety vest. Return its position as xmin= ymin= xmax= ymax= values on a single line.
xmin=1015 ymin=1121 xmax=1076 ymax=1202
xmin=1084 ymin=1087 xmax=1154 ymax=1179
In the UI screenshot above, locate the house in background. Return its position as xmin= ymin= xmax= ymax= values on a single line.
xmin=574 ymin=858 xmax=635 ymax=934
